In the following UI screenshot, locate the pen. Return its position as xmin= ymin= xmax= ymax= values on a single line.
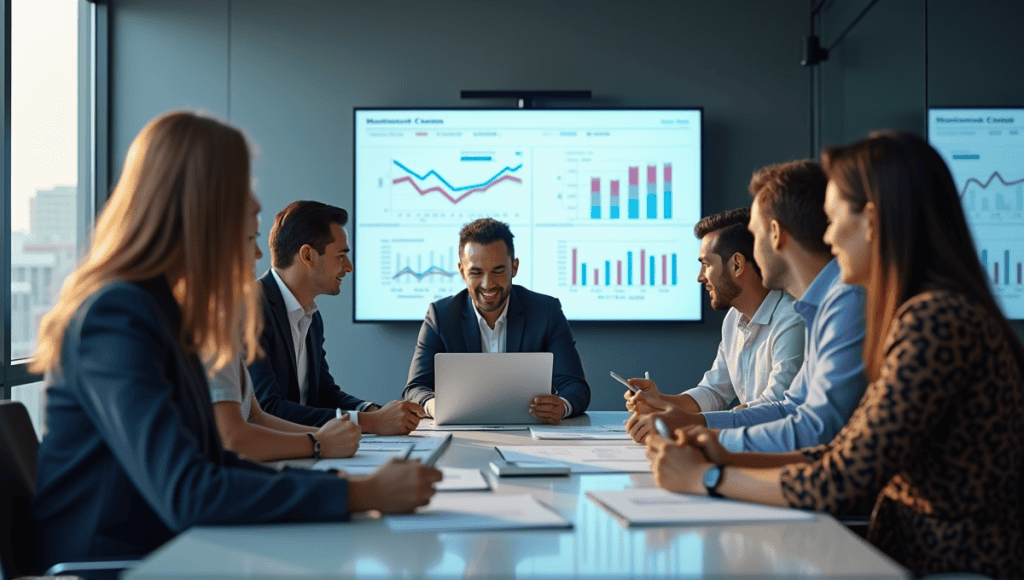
xmin=336 ymin=408 xmax=343 ymax=420
xmin=645 ymin=371 xmax=650 ymax=380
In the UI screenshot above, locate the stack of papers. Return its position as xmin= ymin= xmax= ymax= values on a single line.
xmin=587 ymin=488 xmax=817 ymax=526
xmin=415 ymin=420 xmax=528 ymax=431
xmin=385 ymin=493 xmax=570 ymax=532
xmin=436 ymin=467 xmax=490 ymax=491
xmin=496 ymin=445 xmax=650 ymax=473
xmin=529 ymin=425 xmax=632 ymax=440
xmin=311 ymin=443 xmax=414 ymax=476
xmin=359 ymin=433 xmax=451 ymax=450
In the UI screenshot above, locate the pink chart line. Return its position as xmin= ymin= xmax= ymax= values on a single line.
xmin=960 ymin=171 xmax=1024 ymax=198
xmin=393 ymin=267 xmax=456 ymax=280
xmin=392 ymin=174 xmax=522 ymax=204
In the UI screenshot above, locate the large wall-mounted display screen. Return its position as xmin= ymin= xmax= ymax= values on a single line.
xmin=354 ymin=108 xmax=703 ymax=322
xmin=928 ymin=107 xmax=1024 ymax=320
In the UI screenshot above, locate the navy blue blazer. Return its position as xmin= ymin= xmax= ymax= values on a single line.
xmin=249 ymin=271 xmax=366 ymax=427
xmin=403 ymin=285 xmax=591 ymax=416
xmin=31 ymin=277 xmax=350 ymax=573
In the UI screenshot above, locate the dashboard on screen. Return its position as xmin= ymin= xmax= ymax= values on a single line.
xmin=353 ymin=108 xmax=703 ymax=322
xmin=928 ymin=107 xmax=1024 ymax=320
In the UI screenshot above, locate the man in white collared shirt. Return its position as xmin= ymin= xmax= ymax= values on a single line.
xmin=404 ymin=218 xmax=590 ymax=424
xmin=249 ymin=201 xmax=425 ymax=435
xmin=625 ymin=208 xmax=805 ymax=439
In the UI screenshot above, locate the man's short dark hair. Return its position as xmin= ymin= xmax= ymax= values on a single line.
xmin=748 ymin=159 xmax=831 ymax=256
xmin=269 ymin=200 xmax=349 ymax=268
xmin=458 ymin=218 xmax=515 ymax=259
xmin=694 ymin=208 xmax=761 ymax=278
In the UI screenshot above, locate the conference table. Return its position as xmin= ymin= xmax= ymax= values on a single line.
xmin=123 ymin=412 xmax=908 ymax=579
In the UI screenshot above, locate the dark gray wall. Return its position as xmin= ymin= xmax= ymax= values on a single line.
xmin=818 ymin=0 xmax=927 ymax=147
xmin=816 ymin=0 xmax=1024 ymax=341
xmin=110 ymin=0 xmax=812 ymax=411
xmin=107 ymin=0 xmax=1024 ymax=410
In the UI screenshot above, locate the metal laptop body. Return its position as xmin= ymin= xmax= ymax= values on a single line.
xmin=434 ymin=352 xmax=553 ymax=425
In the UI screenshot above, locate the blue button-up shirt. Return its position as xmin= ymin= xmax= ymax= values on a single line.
xmin=704 ymin=259 xmax=867 ymax=452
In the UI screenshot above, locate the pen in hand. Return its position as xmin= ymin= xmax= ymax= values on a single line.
xmin=336 ymin=408 xmax=343 ymax=420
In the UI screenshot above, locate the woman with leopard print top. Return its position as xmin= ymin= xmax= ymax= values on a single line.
xmin=645 ymin=131 xmax=1023 ymax=578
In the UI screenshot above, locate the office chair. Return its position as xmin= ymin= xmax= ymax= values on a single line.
xmin=0 ymin=400 xmax=135 ymax=580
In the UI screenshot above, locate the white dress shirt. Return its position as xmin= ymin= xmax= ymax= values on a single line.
xmin=271 ymin=269 xmax=374 ymax=422
xmin=682 ymin=289 xmax=805 ymax=411
xmin=271 ymin=269 xmax=317 ymax=406
xmin=470 ymin=295 xmax=572 ymax=417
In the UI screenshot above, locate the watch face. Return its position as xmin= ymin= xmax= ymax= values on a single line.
xmin=703 ymin=465 xmax=722 ymax=491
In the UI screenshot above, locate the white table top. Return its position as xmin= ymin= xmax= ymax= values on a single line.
xmin=123 ymin=412 xmax=908 ymax=579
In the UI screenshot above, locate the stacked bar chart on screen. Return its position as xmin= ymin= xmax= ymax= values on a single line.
xmin=929 ymin=108 xmax=1024 ymax=319
xmin=355 ymin=109 xmax=702 ymax=321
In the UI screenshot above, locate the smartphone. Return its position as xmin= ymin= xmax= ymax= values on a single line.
xmin=654 ymin=418 xmax=671 ymax=439
xmin=609 ymin=371 xmax=640 ymax=393
xmin=489 ymin=459 xmax=570 ymax=477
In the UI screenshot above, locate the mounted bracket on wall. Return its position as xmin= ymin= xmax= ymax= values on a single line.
xmin=460 ymin=90 xmax=592 ymax=109
xmin=800 ymin=35 xmax=829 ymax=66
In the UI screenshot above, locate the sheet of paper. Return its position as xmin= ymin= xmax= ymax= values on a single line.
xmin=436 ymin=467 xmax=490 ymax=491
xmin=385 ymin=493 xmax=570 ymax=532
xmin=587 ymin=488 xmax=816 ymax=526
xmin=360 ymin=434 xmax=450 ymax=451
xmin=415 ymin=420 xmax=529 ymax=432
xmin=529 ymin=425 xmax=632 ymax=440
xmin=311 ymin=443 xmax=414 ymax=475
xmin=495 ymin=445 xmax=650 ymax=473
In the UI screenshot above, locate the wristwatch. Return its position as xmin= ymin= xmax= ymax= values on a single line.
xmin=703 ymin=465 xmax=724 ymax=498
xmin=306 ymin=433 xmax=321 ymax=459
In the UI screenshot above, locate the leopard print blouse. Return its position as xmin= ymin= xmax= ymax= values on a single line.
xmin=780 ymin=290 xmax=1023 ymax=578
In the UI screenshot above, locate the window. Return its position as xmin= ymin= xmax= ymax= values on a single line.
xmin=3 ymin=0 xmax=102 ymax=433
xmin=10 ymin=0 xmax=80 ymax=363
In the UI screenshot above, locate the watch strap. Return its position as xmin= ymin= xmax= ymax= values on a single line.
xmin=306 ymin=432 xmax=321 ymax=459
xmin=703 ymin=465 xmax=724 ymax=498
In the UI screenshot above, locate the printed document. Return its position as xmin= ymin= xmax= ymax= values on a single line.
xmin=436 ymin=467 xmax=490 ymax=491
xmin=496 ymin=445 xmax=650 ymax=473
xmin=529 ymin=425 xmax=631 ymax=440
xmin=587 ymin=487 xmax=816 ymax=526
xmin=386 ymin=493 xmax=570 ymax=532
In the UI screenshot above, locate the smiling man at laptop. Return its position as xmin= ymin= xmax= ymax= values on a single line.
xmin=404 ymin=218 xmax=591 ymax=424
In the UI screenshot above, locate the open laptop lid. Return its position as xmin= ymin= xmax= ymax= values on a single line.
xmin=434 ymin=353 xmax=553 ymax=425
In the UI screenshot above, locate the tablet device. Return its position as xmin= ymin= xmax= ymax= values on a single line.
xmin=434 ymin=352 xmax=553 ymax=425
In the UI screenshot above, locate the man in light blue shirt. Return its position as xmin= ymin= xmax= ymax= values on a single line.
xmin=627 ymin=160 xmax=866 ymax=452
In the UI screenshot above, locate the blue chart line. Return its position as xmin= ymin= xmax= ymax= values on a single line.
xmin=393 ymin=266 xmax=457 ymax=281
xmin=393 ymin=160 xmax=523 ymax=192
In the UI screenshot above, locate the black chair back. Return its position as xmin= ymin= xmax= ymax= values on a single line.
xmin=0 ymin=400 xmax=39 ymax=579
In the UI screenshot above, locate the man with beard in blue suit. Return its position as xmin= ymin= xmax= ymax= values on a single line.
xmin=403 ymin=218 xmax=590 ymax=424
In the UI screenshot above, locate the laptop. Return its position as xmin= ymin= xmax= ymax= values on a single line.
xmin=434 ymin=352 xmax=554 ymax=425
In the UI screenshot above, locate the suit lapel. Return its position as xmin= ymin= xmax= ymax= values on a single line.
xmin=505 ymin=286 xmax=525 ymax=353
xmin=260 ymin=272 xmax=300 ymax=397
xmin=305 ymin=316 xmax=320 ymax=407
xmin=461 ymin=293 xmax=483 ymax=353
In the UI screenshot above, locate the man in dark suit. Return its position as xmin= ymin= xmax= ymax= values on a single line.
xmin=250 ymin=201 xmax=424 ymax=434
xmin=403 ymin=218 xmax=590 ymax=424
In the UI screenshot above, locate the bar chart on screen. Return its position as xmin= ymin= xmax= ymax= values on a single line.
xmin=978 ymin=239 xmax=1024 ymax=319
xmin=929 ymin=108 xmax=1024 ymax=319
xmin=536 ymin=146 xmax=699 ymax=224
xmin=529 ymin=230 xmax=700 ymax=321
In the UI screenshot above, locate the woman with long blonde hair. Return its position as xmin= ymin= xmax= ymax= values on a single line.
xmin=645 ymin=132 xmax=1023 ymax=578
xmin=30 ymin=111 xmax=440 ymax=575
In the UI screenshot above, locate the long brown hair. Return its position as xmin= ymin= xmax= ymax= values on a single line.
xmin=822 ymin=131 xmax=1024 ymax=381
xmin=31 ymin=111 xmax=262 ymax=374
